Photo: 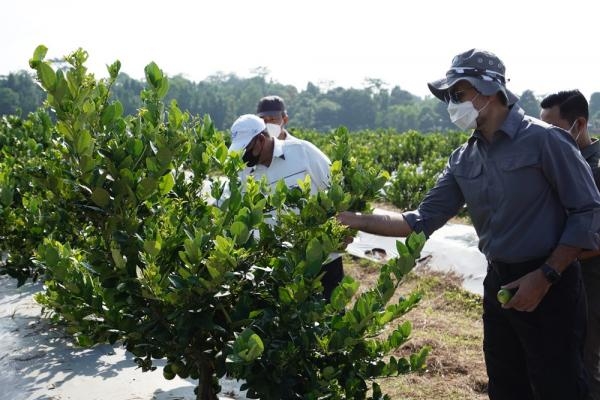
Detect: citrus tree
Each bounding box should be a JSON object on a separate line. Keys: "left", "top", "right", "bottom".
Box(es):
{"left": 0, "top": 45, "right": 429, "bottom": 399}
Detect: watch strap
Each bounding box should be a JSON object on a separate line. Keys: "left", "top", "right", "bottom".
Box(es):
{"left": 540, "top": 263, "right": 561, "bottom": 284}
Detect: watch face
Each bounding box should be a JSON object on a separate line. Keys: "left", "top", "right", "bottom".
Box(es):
{"left": 541, "top": 264, "right": 560, "bottom": 284}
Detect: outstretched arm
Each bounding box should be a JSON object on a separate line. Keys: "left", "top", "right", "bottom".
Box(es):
{"left": 337, "top": 211, "right": 413, "bottom": 237}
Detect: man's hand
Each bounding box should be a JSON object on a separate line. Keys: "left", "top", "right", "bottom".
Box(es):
{"left": 336, "top": 211, "right": 361, "bottom": 229}
{"left": 501, "top": 268, "right": 551, "bottom": 312}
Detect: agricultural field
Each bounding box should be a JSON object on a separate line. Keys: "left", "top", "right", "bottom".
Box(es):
{"left": 0, "top": 46, "right": 484, "bottom": 400}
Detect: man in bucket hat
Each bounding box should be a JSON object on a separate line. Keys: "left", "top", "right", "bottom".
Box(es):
{"left": 337, "top": 48, "right": 600, "bottom": 399}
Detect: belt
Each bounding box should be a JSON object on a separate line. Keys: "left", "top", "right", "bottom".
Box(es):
{"left": 488, "top": 256, "right": 547, "bottom": 279}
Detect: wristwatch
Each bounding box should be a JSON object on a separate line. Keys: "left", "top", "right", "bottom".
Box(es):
{"left": 540, "top": 263, "right": 561, "bottom": 284}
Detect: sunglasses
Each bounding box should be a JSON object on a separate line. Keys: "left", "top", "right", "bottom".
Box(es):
{"left": 444, "top": 90, "right": 467, "bottom": 104}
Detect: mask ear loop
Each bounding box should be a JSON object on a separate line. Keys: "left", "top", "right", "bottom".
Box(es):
{"left": 569, "top": 120, "right": 581, "bottom": 143}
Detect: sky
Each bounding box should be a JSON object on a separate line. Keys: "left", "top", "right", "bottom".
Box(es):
{"left": 3, "top": 0, "right": 599, "bottom": 100}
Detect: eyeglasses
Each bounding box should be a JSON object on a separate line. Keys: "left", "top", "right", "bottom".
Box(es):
{"left": 444, "top": 90, "right": 467, "bottom": 104}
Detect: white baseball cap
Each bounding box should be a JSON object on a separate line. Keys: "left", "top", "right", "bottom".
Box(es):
{"left": 229, "top": 114, "right": 266, "bottom": 152}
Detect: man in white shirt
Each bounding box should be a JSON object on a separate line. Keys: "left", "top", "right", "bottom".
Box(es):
{"left": 229, "top": 114, "right": 343, "bottom": 300}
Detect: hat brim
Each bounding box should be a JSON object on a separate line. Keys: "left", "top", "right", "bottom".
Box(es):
{"left": 428, "top": 76, "right": 519, "bottom": 105}
{"left": 257, "top": 110, "right": 284, "bottom": 117}
{"left": 228, "top": 135, "right": 256, "bottom": 152}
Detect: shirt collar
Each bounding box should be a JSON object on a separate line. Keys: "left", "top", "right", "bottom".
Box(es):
{"left": 468, "top": 104, "right": 525, "bottom": 144}
{"left": 272, "top": 137, "right": 286, "bottom": 159}
{"left": 582, "top": 138, "right": 600, "bottom": 160}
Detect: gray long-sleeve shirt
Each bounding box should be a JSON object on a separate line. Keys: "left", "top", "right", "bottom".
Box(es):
{"left": 403, "top": 105, "right": 600, "bottom": 263}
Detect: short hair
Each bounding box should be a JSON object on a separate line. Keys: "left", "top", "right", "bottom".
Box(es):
{"left": 256, "top": 95, "right": 287, "bottom": 118}
{"left": 540, "top": 89, "right": 589, "bottom": 124}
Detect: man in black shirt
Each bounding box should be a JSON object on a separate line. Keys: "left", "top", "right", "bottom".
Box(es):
{"left": 541, "top": 90, "right": 600, "bottom": 400}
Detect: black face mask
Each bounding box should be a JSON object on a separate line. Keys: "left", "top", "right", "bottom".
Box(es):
{"left": 242, "top": 149, "right": 260, "bottom": 167}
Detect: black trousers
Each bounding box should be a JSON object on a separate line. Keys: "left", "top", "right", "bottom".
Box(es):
{"left": 580, "top": 257, "right": 600, "bottom": 400}
{"left": 483, "top": 258, "right": 588, "bottom": 400}
{"left": 321, "top": 256, "right": 344, "bottom": 302}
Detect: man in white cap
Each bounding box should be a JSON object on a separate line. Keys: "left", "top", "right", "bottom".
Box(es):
{"left": 229, "top": 114, "right": 343, "bottom": 301}
{"left": 337, "top": 49, "right": 600, "bottom": 399}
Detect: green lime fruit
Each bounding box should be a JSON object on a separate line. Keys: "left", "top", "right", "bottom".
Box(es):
{"left": 163, "top": 368, "right": 175, "bottom": 380}
{"left": 497, "top": 288, "right": 514, "bottom": 305}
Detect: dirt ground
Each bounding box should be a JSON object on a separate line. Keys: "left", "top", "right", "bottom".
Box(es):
{"left": 344, "top": 254, "right": 488, "bottom": 400}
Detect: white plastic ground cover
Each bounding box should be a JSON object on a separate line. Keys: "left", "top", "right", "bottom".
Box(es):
{"left": 346, "top": 208, "right": 487, "bottom": 295}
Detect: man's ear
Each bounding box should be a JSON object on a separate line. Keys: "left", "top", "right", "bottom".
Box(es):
{"left": 576, "top": 116, "right": 588, "bottom": 131}
{"left": 283, "top": 115, "right": 289, "bottom": 125}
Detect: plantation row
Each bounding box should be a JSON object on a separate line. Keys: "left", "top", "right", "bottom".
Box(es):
{"left": 297, "top": 129, "right": 469, "bottom": 211}
{"left": 0, "top": 46, "right": 468, "bottom": 399}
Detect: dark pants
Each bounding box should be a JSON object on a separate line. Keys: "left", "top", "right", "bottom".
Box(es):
{"left": 581, "top": 257, "right": 600, "bottom": 400}
{"left": 321, "top": 256, "right": 344, "bottom": 302}
{"left": 483, "top": 258, "right": 588, "bottom": 400}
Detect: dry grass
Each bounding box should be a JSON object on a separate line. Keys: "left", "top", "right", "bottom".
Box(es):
{"left": 344, "top": 253, "right": 488, "bottom": 400}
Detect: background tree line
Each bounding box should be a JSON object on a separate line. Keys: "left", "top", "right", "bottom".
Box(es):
{"left": 2, "top": 69, "right": 600, "bottom": 133}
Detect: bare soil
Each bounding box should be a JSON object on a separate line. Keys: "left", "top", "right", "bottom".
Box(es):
{"left": 344, "top": 253, "right": 488, "bottom": 400}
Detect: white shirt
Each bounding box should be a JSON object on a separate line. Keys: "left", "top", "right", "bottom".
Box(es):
{"left": 240, "top": 137, "right": 340, "bottom": 262}
{"left": 240, "top": 137, "right": 331, "bottom": 195}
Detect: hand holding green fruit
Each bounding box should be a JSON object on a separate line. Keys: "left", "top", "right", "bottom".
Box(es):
{"left": 497, "top": 288, "right": 515, "bottom": 305}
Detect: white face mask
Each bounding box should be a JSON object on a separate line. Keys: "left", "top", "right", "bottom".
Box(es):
{"left": 447, "top": 101, "right": 479, "bottom": 130}
{"left": 447, "top": 94, "right": 490, "bottom": 131}
{"left": 266, "top": 123, "right": 282, "bottom": 137}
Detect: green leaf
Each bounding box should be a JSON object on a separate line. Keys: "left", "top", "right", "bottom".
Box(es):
{"left": 400, "top": 320, "right": 412, "bottom": 336}
{"left": 129, "top": 138, "right": 144, "bottom": 157}
{"left": 305, "top": 237, "right": 323, "bottom": 265}
{"left": 0, "top": 185, "right": 14, "bottom": 207}
{"left": 144, "top": 62, "right": 162, "bottom": 88}
{"left": 101, "top": 102, "right": 123, "bottom": 125}
{"left": 74, "top": 130, "right": 93, "bottom": 155}
{"left": 406, "top": 231, "right": 426, "bottom": 257}
{"left": 111, "top": 246, "right": 127, "bottom": 269}
{"left": 278, "top": 286, "right": 293, "bottom": 304}
{"left": 76, "top": 335, "right": 94, "bottom": 347}
{"left": 144, "top": 240, "right": 161, "bottom": 257}
{"left": 233, "top": 328, "right": 264, "bottom": 363}
{"left": 137, "top": 177, "right": 157, "bottom": 200}
{"left": 91, "top": 187, "right": 110, "bottom": 207}
{"left": 230, "top": 221, "right": 250, "bottom": 245}
{"left": 158, "top": 173, "right": 175, "bottom": 195}
{"left": 29, "top": 45, "right": 48, "bottom": 68}
{"left": 146, "top": 157, "right": 159, "bottom": 173}
{"left": 79, "top": 155, "right": 96, "bottom": 173}
{"left": 156, "top": 147, "right": 172, "bottom": 166}
{"left": 168, "top": 100, "right": 184, "bottom": 128}
{"left": 409, "top": 346, "right": 430, "bottom": 370}
{"left": 107, "top": 60, "right": 121, "bottom": 79}
{"left": 157, "top": 77, "right": 169, "bottom": 98}
{"left": 42, "top": 245, "right": 60, "bottom": 268}
{"left": 82, "top": 100, "right": 95, "bottom": 114}
{"left": 56, "top": 121, "right": 72, "bottom": 139}
{"left": 38, "top": 62, "right": 57, "bottom": 91}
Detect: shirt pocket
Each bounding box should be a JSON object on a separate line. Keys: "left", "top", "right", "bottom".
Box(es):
{"left": 498, "top": 152, "right": 543, "bottom": 201}
{"left": 453, "top": 161, "right": 485, "bottom": 205}
{"left": 499, "top": 153, "right": 539, "bottom": 172}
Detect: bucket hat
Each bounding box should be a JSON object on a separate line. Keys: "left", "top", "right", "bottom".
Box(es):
{"left": 428, "top": 48, "right": 519, "bottom": 105}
